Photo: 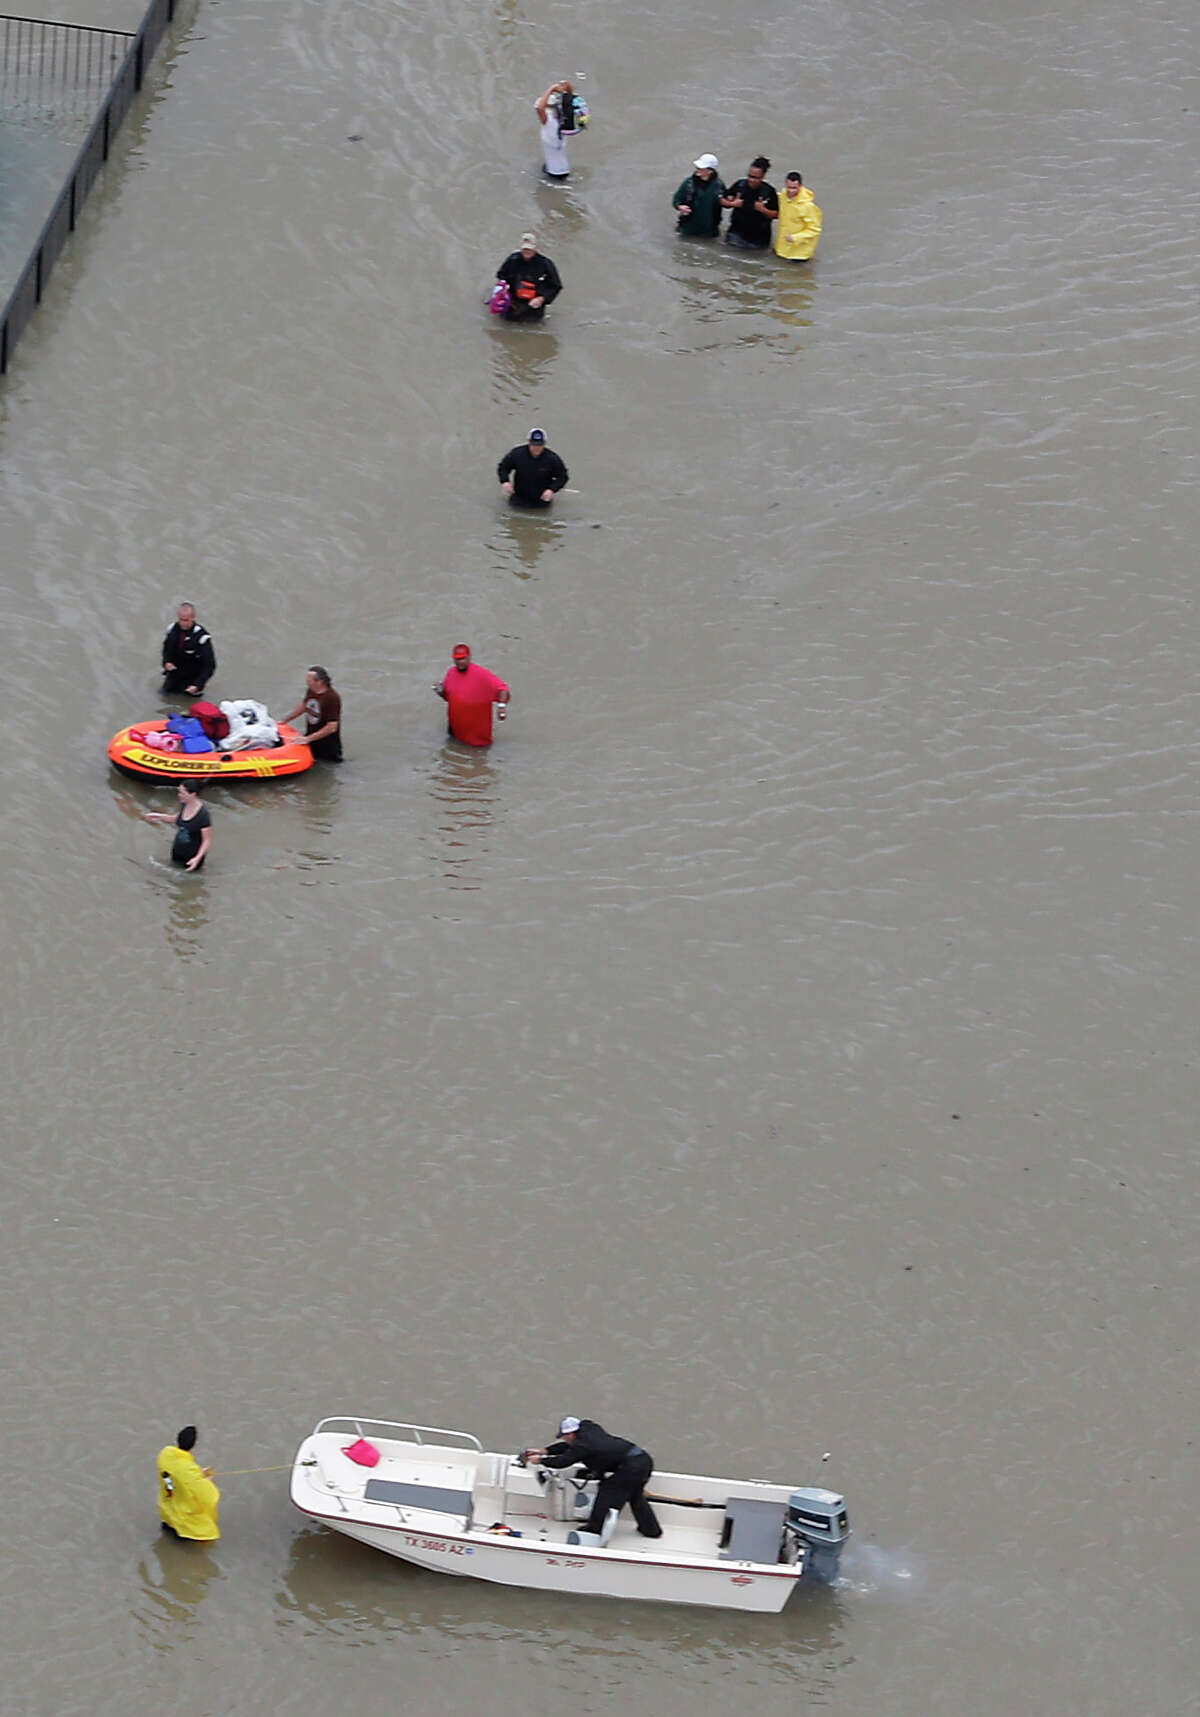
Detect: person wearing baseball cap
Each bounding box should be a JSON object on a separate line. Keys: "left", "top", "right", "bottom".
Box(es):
{"left": 672, "top": 153, "right": 726, "bottom": 238}
{"left": 434, "top": 642, "right": 511, "bottom": 747}
{"left": 494, "top": 231, "right": 563, "bottom": 322}
{"left": 522, "top": 1417, "right": 662, "bottom": 1542}
{"left": 497, "top": 425, "right": 569, "bottom": 507}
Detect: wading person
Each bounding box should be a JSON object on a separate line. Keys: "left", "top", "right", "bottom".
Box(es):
{"left": 435, "top": 643, "right": 510, "bottom": 747}
{"left": 495, "top": 233, "right": 563, "bottom": 322}
{"left": 161, "top": 603, "right": 216, "bottom": 696}
{"left": 497, "top": 426, "right": 568, "bottom": 508}
{"left": 526, "top": 1416, "right": 662, "bottom": 1540}
{"left": 775, "top": 171, "right": 822, "bottom": 261}
{"left": 535, "top": 79, "right": 581, "bottom": 180}
{"left": 144, "top": 779, "right": 213, "bottom": 872}
{"left": 157, "top": 1425, "right": 221, "bottom": 1541}
{"left": 672, "top": 154, "right": 725, "bottom": 238}
{"left": 721, "top": 156, "right": 778, "bottom": 250}
{"left": 282, "top": 666, "right": 343, "bottom": 761}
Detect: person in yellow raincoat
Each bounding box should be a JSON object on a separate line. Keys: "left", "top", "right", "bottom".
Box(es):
{"left": 775, "top": 172, "right": 822, "bottom": 261}
{"left": 157, "top": 1425, "right": 220, "bottom": 1540}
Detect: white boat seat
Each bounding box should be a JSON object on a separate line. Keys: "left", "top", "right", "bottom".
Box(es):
{"left": 472, "top": 1453, "right": 510, "bottom": 1525}
{"left": 719, "top": 1498, "right": 786, "bottom": 1563}
{"left": 567, "top": 1508, "right": 619, "bottom": 1549}
{"left": 364, "top": 1478, "right": 473, "bottom": 1516}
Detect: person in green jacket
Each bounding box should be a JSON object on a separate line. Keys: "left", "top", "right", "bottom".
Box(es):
{"left": 672, "top": 154, "right": 726, "bottom": 237}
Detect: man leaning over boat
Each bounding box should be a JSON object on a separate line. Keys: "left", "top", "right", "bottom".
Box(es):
{"left": 524, "top": 1416, "right": 663, "bottom": 1540}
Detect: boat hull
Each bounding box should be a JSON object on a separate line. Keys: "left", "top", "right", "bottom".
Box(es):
{"left": 300, "top": 1509, "right": 799, "bottom": 1612}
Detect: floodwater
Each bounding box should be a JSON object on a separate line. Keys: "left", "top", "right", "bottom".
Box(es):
{"left": 1, "top": 0, "right": 1198, "bottom": 1712}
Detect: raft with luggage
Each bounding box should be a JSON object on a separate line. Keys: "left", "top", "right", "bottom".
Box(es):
{"left": 108, "top": 699, "right": 314, "bottom": 781}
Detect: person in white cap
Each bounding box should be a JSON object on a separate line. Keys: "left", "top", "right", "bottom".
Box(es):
{"left": 523, "top": 1417, "right": 662, "bottom": 1540}
{"left": 494, "top": 232, "right": 563, "bottom": 322}
{"left": 672, "top": 153, "right": 726, "bottom": 238}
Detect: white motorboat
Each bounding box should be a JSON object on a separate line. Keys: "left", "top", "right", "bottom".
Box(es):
{"left": 290, "top": 1416, "right": 849, "bottom": 1614}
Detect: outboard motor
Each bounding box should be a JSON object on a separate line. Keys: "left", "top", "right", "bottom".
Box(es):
{"left": 786, "top": 1488, "right": 850, "bottom": 1582}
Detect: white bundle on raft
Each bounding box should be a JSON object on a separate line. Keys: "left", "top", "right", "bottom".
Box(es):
{"left": 219, "top": 698, "right": 280, "bottom": 751}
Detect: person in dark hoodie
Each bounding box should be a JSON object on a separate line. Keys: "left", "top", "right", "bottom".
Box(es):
{"left": 161, "top": 603, "right": 216, "bottom": 696}
{"left": 525, "top": 1416, "right": 662, "bottom": 1540}
{"left": 672, "top": 153, "right": 725, "bottom": 237}
{"left": 495, "top": 232, "right": 563, "bottom": 322}
{"left": 497, "top": 427, "right": 569, "bottom": 507}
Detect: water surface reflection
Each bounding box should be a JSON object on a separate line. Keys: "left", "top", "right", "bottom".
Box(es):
{"left": 426, "top": 741, "right": 502, "bottom": 890}
{"left": 134, "top": 1538, "right": 224, "bottom": 1650}
{"left": 532, "top": 174, "right": 590, "bottom": 241}
{"left": 669, "top": 248, "right": 817, "bottom": 353}
{"left": 486, "top": 320, "right": 561, "bottom": 406}
{"left": 276, "top": 1524, "right": 849, "bottom": 1680}
{"left": 163, "top": 874, "right": 210, "bottom": 962}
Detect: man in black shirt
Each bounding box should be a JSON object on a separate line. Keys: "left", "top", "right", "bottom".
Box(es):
{"left": 526, "top": 1416, "right": 662, "bottom": 1539}
{"left": 495, "top": 232, "right": 563, "bottom": 322}
{"left": 497, "top": 427, "right": 569, "bottom": 507}
{"left": 721, "top": 155, "right": 779, "bottom": 250}
{"left": 161, "top": 603, "right": 216, "bottom": 695}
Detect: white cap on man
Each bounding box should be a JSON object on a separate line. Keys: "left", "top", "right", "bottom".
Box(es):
{"left": 559, "top": 1416, "right": 582, "bottom": 1435}
{"left": 693, "top": 153, "right": 719, "bottom": 171}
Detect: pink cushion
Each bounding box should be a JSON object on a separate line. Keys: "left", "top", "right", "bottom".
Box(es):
{"left": 342, "top": 1437, "right": 380, "bottom": 1467}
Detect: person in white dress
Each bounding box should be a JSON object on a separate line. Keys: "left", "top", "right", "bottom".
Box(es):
{"left": 535, "top": 80, "right": 575, "bottom": 179}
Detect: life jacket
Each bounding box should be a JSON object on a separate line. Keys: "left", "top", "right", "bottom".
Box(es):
{"left": 189, "top": 700, "right": 230, "bottom": 742}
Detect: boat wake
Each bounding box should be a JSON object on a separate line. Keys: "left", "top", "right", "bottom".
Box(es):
{"left": 829, "top": 1539, "right": 921, "bottom": 1599}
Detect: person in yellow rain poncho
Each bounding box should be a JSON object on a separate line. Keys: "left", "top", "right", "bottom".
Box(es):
{"left": 775, "top": 172, "right": 822, "bottom": 261}
{"left": 157, "top": 1425, "right": 220, "bottom": 1540}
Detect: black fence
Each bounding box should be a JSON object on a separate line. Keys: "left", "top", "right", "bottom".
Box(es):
{"left": 0, "top": 0, "right": 178, "bottom": 375}
{"left": 1, "top": 14, "right": 133, "bottom": 120}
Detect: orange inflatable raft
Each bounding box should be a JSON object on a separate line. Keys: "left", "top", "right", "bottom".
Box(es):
{"left": 108, "top": 721, "right": 315, "bottom": 781}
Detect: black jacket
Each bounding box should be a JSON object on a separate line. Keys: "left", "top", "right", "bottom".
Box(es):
{"left": 541, "top": 1421, "right": 647, "bottom": 1476}
{"left": 496, "top": 250, "right": 563, "bottom": 308}
{"left": 161, "top": 621, "right": 216, "bottom": 689}
{"left": 497, "top": 444, "right": 569, "bottom": 505}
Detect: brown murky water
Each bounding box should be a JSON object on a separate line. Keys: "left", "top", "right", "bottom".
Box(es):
{"left": 2, "top": 0, "right": 1198, "bottom": 1712}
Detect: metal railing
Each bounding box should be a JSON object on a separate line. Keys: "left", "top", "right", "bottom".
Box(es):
{"left": 0, "top": 14, "right": 133, "bottom": 118}
{"left": 0, "top": 0, "right": 178, "bottom": 375}
{"left": 312, "top": 1416, "right": 486, "bottom": 1452}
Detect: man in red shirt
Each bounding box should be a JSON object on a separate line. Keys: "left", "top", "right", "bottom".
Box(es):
{"left": 435, "top": 643, "right": 511, "bottom": 746}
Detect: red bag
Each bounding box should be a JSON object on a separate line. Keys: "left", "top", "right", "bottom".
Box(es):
{"left": 189, "top": 700, "right": 230, "bottom": 742}
{"left": 342, "top": 1437, "right": 381, "bottom": 1467}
